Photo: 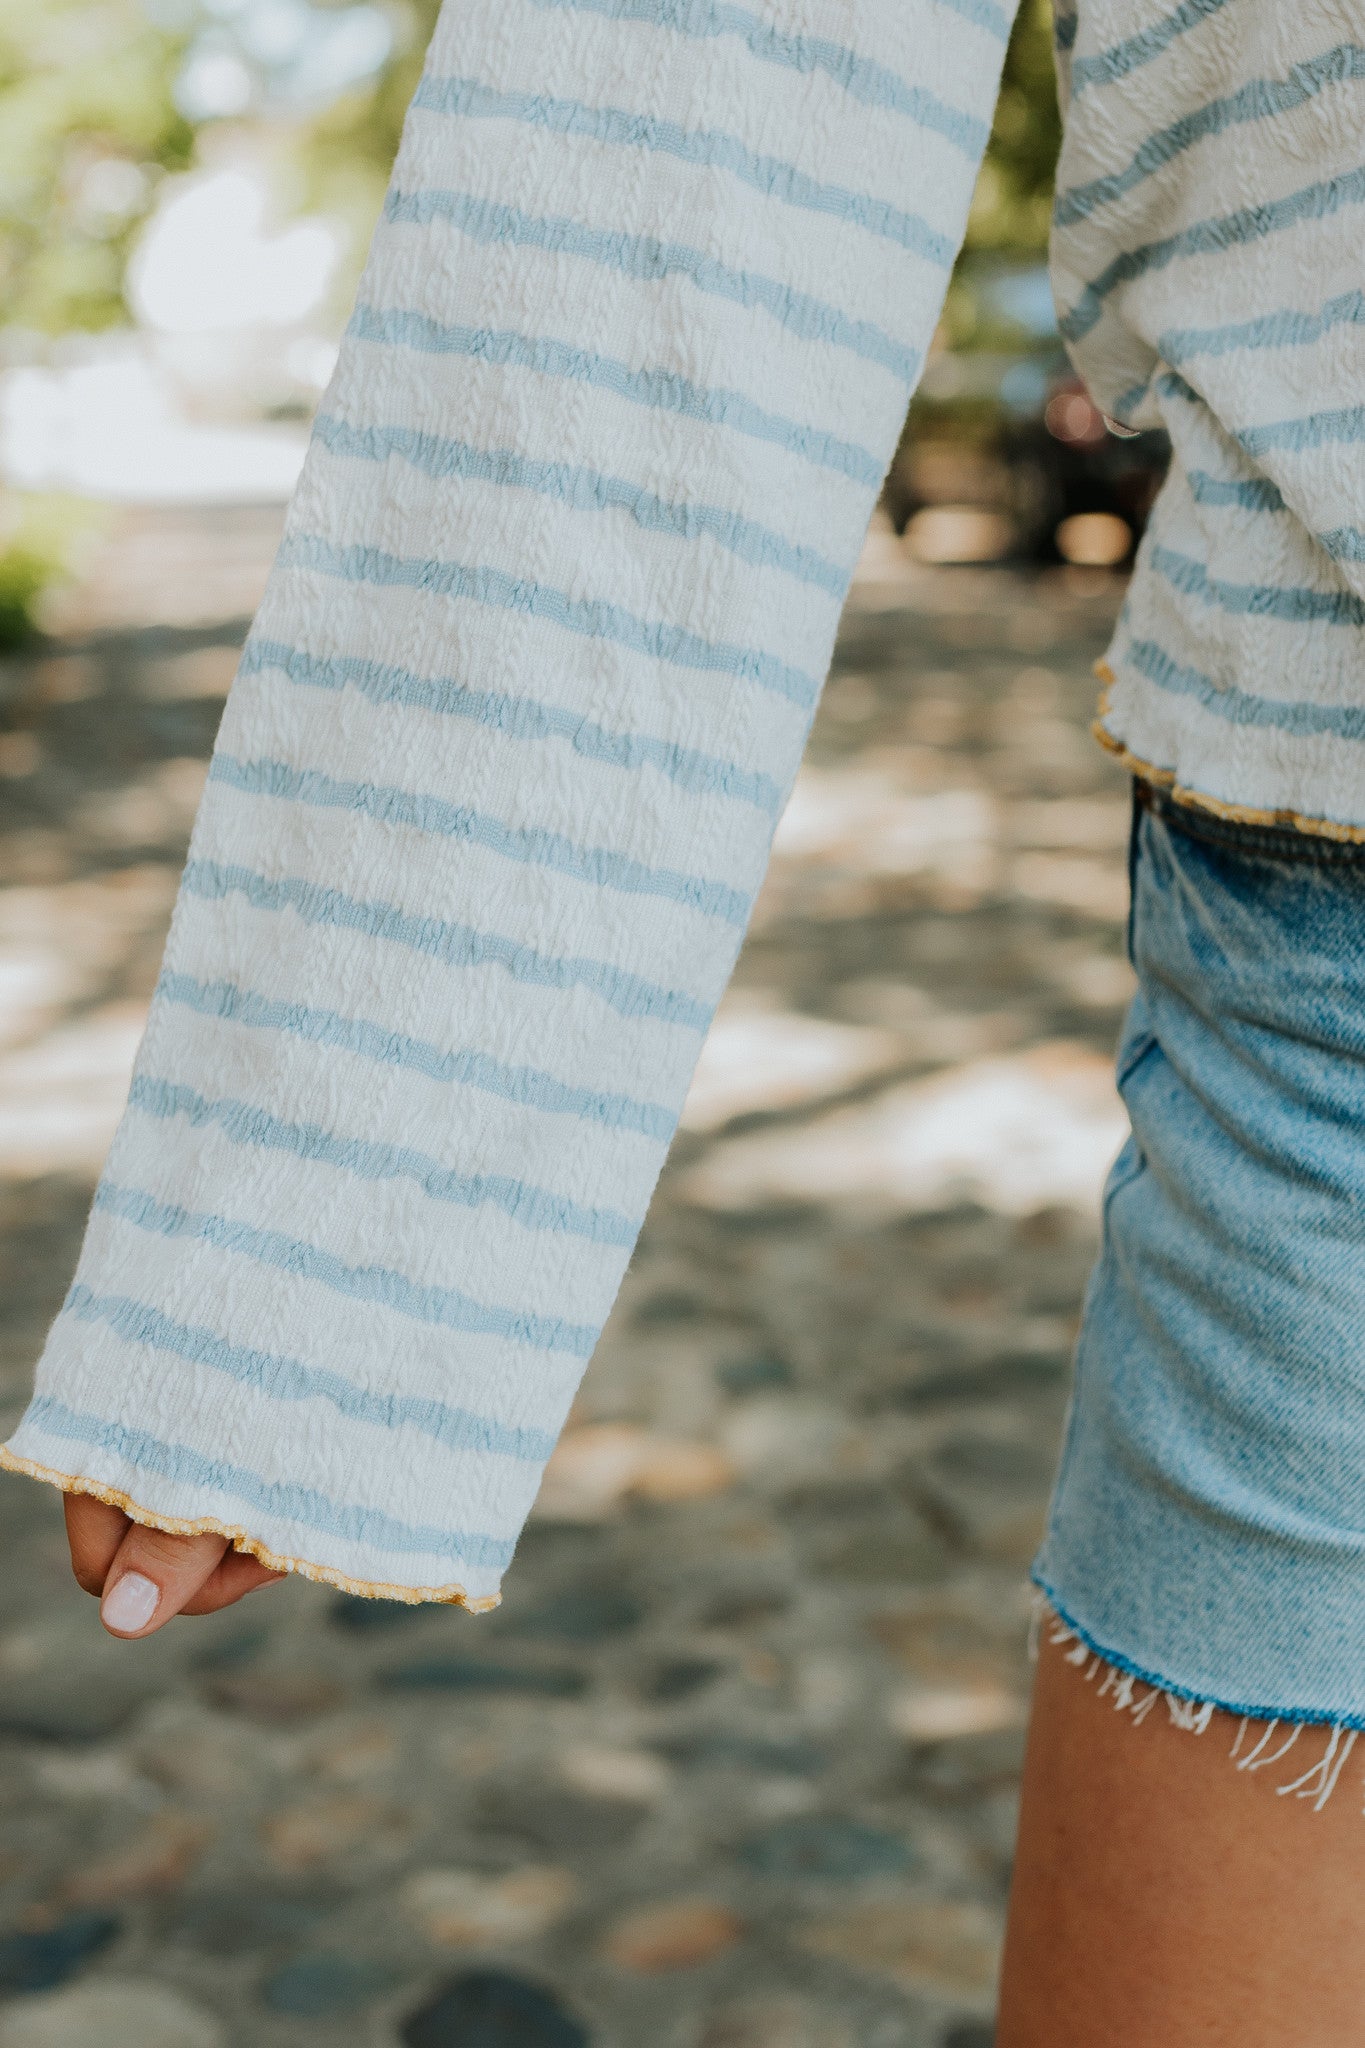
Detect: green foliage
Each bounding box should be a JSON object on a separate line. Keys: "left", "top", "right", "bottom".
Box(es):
{"left": 299, "top": 0, "right": 1063, "bottom": 301}
{"left": 966, "top": 0, "right": 1063, "bottom": 259}
{"left": 936, "top": 0, "right": 1063, "bottom": 355}
{"left": 0, "top": 0, "right": 194, "bottom": 334}
{"left": 0, "top": 493, "right": 106, "bottom": 648}
{"left": 296, "top": 0, "right": 439, "bottom": 284}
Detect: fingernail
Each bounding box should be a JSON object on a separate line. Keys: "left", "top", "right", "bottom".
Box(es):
{"left": 101, "top": 1570, "right": 160, "bottom": 1634}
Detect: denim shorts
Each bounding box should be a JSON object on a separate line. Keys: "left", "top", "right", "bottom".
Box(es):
{"left": 1034, "top": 783, "right": 1365, "bottom": 1726}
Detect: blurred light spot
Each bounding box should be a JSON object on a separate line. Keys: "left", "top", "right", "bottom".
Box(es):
{"left": 1055, "top": 952, "right": 1136, "bottom": 1009}
{"left": 75, "top": 158, "right": 150, "bottom": 222}
{"left": 998, "top": 358, "right": 1050, "bottom": 413}
{"left": 1011, "top": 851, "right": 1130, "bottom": 921}
{"left": 535, "top": 1425, "right": 735, "bottom": 1521}
{"left": 1009, "top": 798, "right": 1130, "bottom": 850}
{"left": 285, "top": 335, "right": 339, "bottom": 387}
{"left": 0, "top": 732, "right": 40, "bottom": 778}
{"left": 237, "top": 0, "right": 310, "bottom": 63}
{"left": 0, "top": 1002, "right": 146, "bottom": 1175}
{"left": 681, "top": 1043, "right": 1127, "bottom": 1219}
{"left": 891, "top": 1686, "right": 1026, "bottom": 1741}
{"left": 773, "top": 770, "right": 997, "bottom": 887}
{"left": 0, "top": 951, "right": 72, "bottom": 1051}
{"left": 286, "top": 6, "right": 392, "bottom": 100}
{"left": 682, "top": 997, "right": 901, "bottom": 1132}
{"left": 906, "top": 505, "right": 1014, "bottom": 565}
{"left": 128, "top": 168, "right": 340, "bottom": 334}
{"left": 978, "top": 265, "right": 1058, "bottom": 339}
{"left": 1, "top": 355, "right": 307, "bottom": 504}
{"left": 1044, "top": 390, "right": 1107, "bottom": 446}
{"left": 851, "top": 509, "right": 915, "bottom": 588}
{"left": 175, "top": 43, "right": 255, "bottom": 118}
{"left": 77, "top": 757, "right": 207, "bottom": 848}
{"left": 1055, "top": 511, "right": 1131, "bottom": 567}
{"left": 401, "top": 1866, "right": 577, "bottom": 1947}
{"left": 558, "top": 1746, "right": 671, "bottom": 1804}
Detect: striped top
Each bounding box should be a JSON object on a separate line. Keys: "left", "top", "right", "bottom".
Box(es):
{"left": 5, "top": 0, "right": 1363, "bottom": 1603}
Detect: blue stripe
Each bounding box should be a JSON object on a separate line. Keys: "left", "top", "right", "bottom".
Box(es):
{"left": 1149, "top": 544, "right": 1365, "bottom": 626}
{"left": 527, "top": 0, "right": 1001, "bottom": 128}
{"left": 312, "top": 409, "right": 848, "bottom": 598}
{"left": 1070, "top": 0, "right": 1233, "bottom": 95}
{"left": 347, "top": 305, "right": 882, "bottom": 487}
{"left": 64, "top": 1283, "right": 559, "bottom": 1461}
{"left": 127, "top": 1075, "right": 638, "bottom": 1246}
{"left": 1060, "top": 166, "right": 1365, "bottom": 344}
{"left": 179, "top": 858, "right": 715, "bottom": 1032}
{"left": 1155, "top": 369, "right": 1199, "bottom": 406}
{"left": 1159, "top": 287, "right": 1365, "bottom": 366}
{"left": 1155, "top": 370, "right": 1365, "bottom": 461}
{"left": 1109, "top": 377, "right": 1152, "bottom": 425}
{"left": 1240, "top": 404, "right": 1365, "bottom": 457}
{"left": 1178, "top": 471, "right": 1365, "bottom": 561}
{"left": 209, "top": 752, "right": 751, "bottom": 926}
{"left": 1125, "top": 636, "right": 1365, "bottom": 744}
{"left": 384, "top": 187, "right": 920, "bottom": 382}
{"left": 1317, "top": 528, "right": 1365, "bottom": 564}
{"left": 95, "top": 1182, "right": 600, "bottom": 1356}
{"left": 278, "top": 531, "right": 821, "bottom": 711}
{"left": 414, "top": 75, "right": 956, "bottom": 269}
{"left": 155, "top": 972, "right": 677, "bottom": 1139}
{"left": 24, "top": 1395, "right": 517, "bottom": 1569}
{"left": 1186, "top": 470, "right": 1286, "bottom": 511}
{"left": 239, "top": 638, "right": 782, "bottom": 816}
{"left": 1056, "top": 46, "right": 1365, "bottom": 225}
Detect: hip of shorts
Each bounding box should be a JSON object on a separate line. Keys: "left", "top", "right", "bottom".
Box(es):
{"left": 1034, "top": 779, "right": 1365, "bottom": 1726}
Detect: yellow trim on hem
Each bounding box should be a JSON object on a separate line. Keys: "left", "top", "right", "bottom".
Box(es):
{"left": 0, "top": 1444, "right": 501, "bottom": 1611}
{"left": 1091, "top": 661, "right": 1365, "bottom": 847}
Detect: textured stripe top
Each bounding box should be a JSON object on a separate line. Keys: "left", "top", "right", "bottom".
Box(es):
{"left": 6, "top": 0, "right": 1364, "bottom": 1603}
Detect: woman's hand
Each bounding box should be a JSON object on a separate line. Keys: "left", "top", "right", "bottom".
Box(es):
{"left": 64, "top": 1494, "right": 284, "bottom": 1637}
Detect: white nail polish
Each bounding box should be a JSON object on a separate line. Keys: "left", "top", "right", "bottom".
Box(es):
{"left": 102, "top": 1570, "right": 160, "bottom": 1634}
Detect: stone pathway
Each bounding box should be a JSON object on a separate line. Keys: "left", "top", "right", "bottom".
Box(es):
{"left": 0, "top": 508, "right": 1129, "bottom": 2046}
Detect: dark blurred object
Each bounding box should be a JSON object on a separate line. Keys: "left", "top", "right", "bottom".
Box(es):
{"left": 0, "top": 1911, "right": 119, "bottom": 1994}
{"left": 884, "top": 352, "right": 1169, "bottom": 573}
{"left": 401, "top": 1969, "right": 589, "bottom": 2048}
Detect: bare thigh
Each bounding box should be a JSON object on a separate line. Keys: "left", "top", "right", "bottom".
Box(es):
{"left": 997, "top": 1627, "right": 1365, "bottom": 2047}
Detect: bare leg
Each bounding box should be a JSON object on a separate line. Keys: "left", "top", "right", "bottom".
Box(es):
{"left": 998, "top": 1624, "right": 1365, "bottom": 2046}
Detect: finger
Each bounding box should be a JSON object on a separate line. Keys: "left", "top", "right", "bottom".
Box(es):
{"left": 100, "top": 1524, "right": 231, "bottom": 1638}
{"left": 179, "top": 1549, "right": 285, "bottom": 1617}
{"left": 65, "top": 1493, "right": 130, "bottom": 1596}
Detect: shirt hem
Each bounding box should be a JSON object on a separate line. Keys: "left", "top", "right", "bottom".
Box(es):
{"left": 1092, "top": 662, "right": 1365, "bottom": 847}
{"left": 0, "top": 1443, "right": 501, "bottom": 1610}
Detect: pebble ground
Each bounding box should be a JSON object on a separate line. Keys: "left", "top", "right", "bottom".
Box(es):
{"left": 0, "top": 507, "right": 1130, "bottom": 2047}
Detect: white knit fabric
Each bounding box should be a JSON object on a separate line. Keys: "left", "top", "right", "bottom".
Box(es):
{"left": 8, "top": 0, "right": 1365, "bottom": 1598}
{"left": 1054, "top": 2, "right": 1365, "bottom": 827}
{"left": 4, "top": 0, "right": 1014, "bottom": 1600}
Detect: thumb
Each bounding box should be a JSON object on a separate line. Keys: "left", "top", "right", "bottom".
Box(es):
{"left": 100, "top": 1523, "right": 232, "bottom": 1638}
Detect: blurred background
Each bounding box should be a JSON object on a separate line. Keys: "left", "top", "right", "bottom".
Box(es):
{"left": 0, "top": 9, "right": 1153, "bottom": 2046}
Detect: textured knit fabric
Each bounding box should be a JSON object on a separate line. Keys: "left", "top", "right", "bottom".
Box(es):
{"left": 1059, "top": 3, "right": 1365, "bottom": 835}
{"left": 6, "top": 0, "right": 1365, "bottom": 1600}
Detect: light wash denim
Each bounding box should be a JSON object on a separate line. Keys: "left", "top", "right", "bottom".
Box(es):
{"left": 1035, "top": 786, "right": 1365, "bottom": 1726}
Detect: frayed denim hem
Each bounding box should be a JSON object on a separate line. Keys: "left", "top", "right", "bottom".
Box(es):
{"left": 1031, "top": 1573, "right": 1365, "bottom": 1813}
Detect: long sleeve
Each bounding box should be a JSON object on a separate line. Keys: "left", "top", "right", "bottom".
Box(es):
{"left": 2, "top": 0, "right": 1018, "bottom": 1604}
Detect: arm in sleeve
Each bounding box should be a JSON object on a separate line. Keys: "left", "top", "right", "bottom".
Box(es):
{"left": 1, "top": 0, "right": 1020, "bottom": 1605}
